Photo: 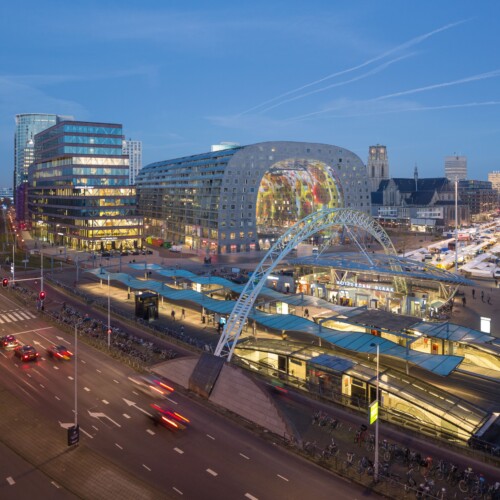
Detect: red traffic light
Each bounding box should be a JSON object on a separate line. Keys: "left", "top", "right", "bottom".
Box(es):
{"left": 39, "top": 291, "right": 46, "bottom": 301}
{"left": 2, "top": 278, "right": 8, "bottom": 287}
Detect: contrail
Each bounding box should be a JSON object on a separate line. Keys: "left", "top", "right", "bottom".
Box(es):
{"left": 288, "top": 69, "right": 500, "bottom": 121}
{"left": 237, "top": 19, "right": 467, "bottom": 116}
{"left": 257, "top": 53, "right": 413, "bottom": 114}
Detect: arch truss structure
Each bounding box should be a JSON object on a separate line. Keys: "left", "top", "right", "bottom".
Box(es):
{"left": 214, "top": 208, "right": 406, "bottom": 361}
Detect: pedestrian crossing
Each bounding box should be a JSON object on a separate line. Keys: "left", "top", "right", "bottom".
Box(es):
{"left": 0, "top": 309, "right": 36, "bottom": 324}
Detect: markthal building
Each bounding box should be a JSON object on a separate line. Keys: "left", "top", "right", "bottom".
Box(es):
{"left": 136, "top": 141, "right": 371, "bottom": 253}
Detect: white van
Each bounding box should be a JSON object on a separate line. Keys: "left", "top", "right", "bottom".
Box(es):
{"left": 493, "top": 268, "right": 500, "bottom": 279}
{"left": 312, "top": 247, "right": 319, "bottom": 256}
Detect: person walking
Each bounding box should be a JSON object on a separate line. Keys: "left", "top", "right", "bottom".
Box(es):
{"left": 481, "top": 290, "right": 485, "bottom": 302}
{"left": 462, "top": 296, "right": 466, "bottom": 307}
{"left": 171, "top": 309, "right": 176, "bottom": 321}
{"left": 487, "top": 295, "right": 492, "bottom": 305}
{"left": 181, "top": 308, "right": 185, "bottom": 320}
{"left": 472, "top": 289, "right": 476, "bottom": 299}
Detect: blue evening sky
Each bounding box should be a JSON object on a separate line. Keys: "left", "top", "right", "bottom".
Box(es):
{"left": 1, "top": 1, "right": 499, "bottom": 187}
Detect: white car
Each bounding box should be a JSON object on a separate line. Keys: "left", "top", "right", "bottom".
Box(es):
{"left": 128, "top": 375, "right": 174, "bottom": 398}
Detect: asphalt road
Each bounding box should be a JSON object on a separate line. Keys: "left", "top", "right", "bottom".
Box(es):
{"left": 0, "top": 290, "right": 377, "bottom": 500}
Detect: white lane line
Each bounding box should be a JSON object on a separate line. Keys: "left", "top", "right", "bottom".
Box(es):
{"left": 80, "top": 427, "right": 94, "bottom": 439}
{"left": 51, "top": 481, "right": 61, "bottom": 489}
{"left": 81, "top": 359, "right": 86, "bottom": 364}
{"left": 53, "top": 366, "right": 59, "bottom": 370}
{"left": 0, "top": 318, "right": 4, "bottom": 324}
{"left": 92, "top": 425, "right": 99, "bottom": 431}
{"left": 206, "top": 434, "right": 215, "bottom": 440}
{"left": 146, "top": 429, "right": 155, "bottom": 435}
{"left": 55, "top": 396, "right": 60, "bottom": 401}
{"left": 84, "top": 387, "right": 90, "bottom": 392}
{"left": 6, "top": 476, "right": 15, "bottom": 485}
{"left": 245, "top": 494, "right": 258, "bottom": 500}
{"left": 68, "top": 376, "right": 74, "bottom": 380}
{"left": 167, "top": 397, "right": 178, "bottom": 405}
{"left": 142, "top": 464, "right": 151, "bottom": 471}
{"left": 239, "top": 453, "right": 250, "bottom": 460}
{"left": 96, "top": 369, "right": 101, "bottom": 373}
{"left": 206, "top": 469, "right": 218, "bottom": 477}
{"left": 174, "top": 447, "right": 184, "bottom": 455}
{"left": 115, "top": 443, "right": 123, "bottom": 450}
{"left": 39, "top": 384, "right": 45, "bottom": 388}
{"left": 123, "top": 413, "right": 131, "bottom": 419}
{"left": 0, "top": 351, "right": 6, "bottom": 358}
{"left": 277, "top": 474, "right": 289, "bottom": 482}
{"left": 113, "top": 379, "right": 119, "bottom": 384}
{"left": 26, "top": 373, "right": 31, "bottom": 378}
{"left": 173, "top": 487, "right": 183, "bottom": 495}
{"left": 102, "top": 400, "right": 109, "bottom": 405}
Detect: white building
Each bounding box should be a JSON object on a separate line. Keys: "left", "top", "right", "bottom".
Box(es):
{"left": 123, "top": 139, "right": 142, "bottom": 185}
{"left": 444, "top": 155, "right": 467, "bottom": 181}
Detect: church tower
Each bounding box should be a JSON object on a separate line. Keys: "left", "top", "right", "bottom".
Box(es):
{"left": 367, "top": 145, "right": 390, "bottom": 192}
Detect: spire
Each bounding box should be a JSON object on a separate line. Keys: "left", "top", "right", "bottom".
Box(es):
{"left": 414, "top": 164, "right": 418, "bottom": 191}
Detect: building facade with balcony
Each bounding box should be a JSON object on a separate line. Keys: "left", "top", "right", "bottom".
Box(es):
{"left": 136, "top": 141, "right": 370, "bottom": 254}
{"left": 27, "top": 121, "right": 142, "bottom": 251}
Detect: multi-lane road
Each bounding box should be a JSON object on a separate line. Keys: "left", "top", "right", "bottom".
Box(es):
{"left": 0, "top": 290, "right": 375, "bottom": 499}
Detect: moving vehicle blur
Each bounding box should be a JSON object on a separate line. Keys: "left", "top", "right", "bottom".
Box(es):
{"left": 14, "top": 345, "right": 40, "bottom": 362}
{"left": 150, "top": 402, "right": 190, "bottom": 431}
{"left": 128, "top": 375, "right": 174, "bottom": 398}
{"left": 46, "top": 344, "right": 73, "bottom": 361}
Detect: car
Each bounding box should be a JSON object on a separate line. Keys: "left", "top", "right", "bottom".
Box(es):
{"left": 128, "top": 375, "right": 175, "bottom": 398}
{"left": 14, "top": 345, "right": 40, "bottom": 362}
{"left": 101, "top": 252, "right": 111, "bottom": 257}
{"left": 47, "top": 344, "right": 73, "bottom": 360}
{"left": 150, "top": 402, "right": 190, "bottom": 431}
{"left": 131, "top": 250, "right": 140, "bottom": 255}
{"left": 1, "top": 335, "right": 19, "bottom": 350}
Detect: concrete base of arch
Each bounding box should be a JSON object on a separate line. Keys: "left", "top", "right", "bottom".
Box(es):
{"left": 152, "top": 355, "right": 289, "bottom": 436}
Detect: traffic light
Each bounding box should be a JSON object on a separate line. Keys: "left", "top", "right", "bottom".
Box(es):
{"left": 39, "top": 291, "right": 46, "bottom": 301}
{"left": 2, "top": 278, "right": 8, "bottom": 287}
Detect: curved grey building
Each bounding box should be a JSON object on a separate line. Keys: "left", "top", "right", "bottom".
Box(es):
{"left": 136, "top": 141, "right": 370, "bottom": 254}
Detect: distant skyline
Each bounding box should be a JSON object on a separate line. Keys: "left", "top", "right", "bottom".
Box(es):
{"left": 1, "top": 1, "right": 499, "bottom": 187}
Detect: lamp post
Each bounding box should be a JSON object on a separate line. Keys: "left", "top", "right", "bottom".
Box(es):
{"left": 370, "top": 342, "right": 380, "bottom": 483}
{"left": 455, "top": 176, "right": 459, "bottom": 272}
{"left": 107, "top": 274, "right": 111, "bottom": 349}
{"left": 74, "top": 321, "right": 78, "bottom": 426}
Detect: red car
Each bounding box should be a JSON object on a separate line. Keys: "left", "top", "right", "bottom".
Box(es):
{"left": 14, "top": 345, "right": 40, "bottom": 362}
{"left": 150, "top": 403, "right": 190, "bottom": 431}
{"left": 47, "top": 345, "right": 73, "bottom": 361}
{"left": 1, "top": 335, "right": 19, "bottom": 350}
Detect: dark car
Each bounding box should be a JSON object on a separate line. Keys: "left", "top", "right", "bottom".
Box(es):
{"left": 14, "top": 345, "right": 40, "bottom": 362}
{"left": 101, "top": 252, "right": 111, "bottom": 257}
{"left": 150, "top": 402, "right": 190, "bottom": 431}
{"left": 47, "top": 344, "right": 72, "bottom": 360}
{"left": 1, "top": 334, "right": 19, "bottom": 350}
{"left": 131, "top": 250, "right": 140, "bottom": 255}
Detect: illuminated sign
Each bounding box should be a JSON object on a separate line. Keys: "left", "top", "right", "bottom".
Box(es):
{"left": 336, "top": 280, "right": 394, "bottom": 293}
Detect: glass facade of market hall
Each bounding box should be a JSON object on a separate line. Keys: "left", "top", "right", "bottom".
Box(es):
{"left": 28, "top": 121, "right": 143, "bottom": 251}
{"left": 136, "top": 141, "right": 370, "bottom": 254}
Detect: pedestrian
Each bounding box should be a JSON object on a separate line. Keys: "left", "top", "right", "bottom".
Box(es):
{"left": 481, "top": 290, "right": 485, "bottom": 302}
{"left": 304, "top": 308, "right": 309, "bottom": 318}
{"left": 181, "top": 308, "right": 185, "bottom": 320}
{"left": 462, "top": 296, "right": 466, "bottom": 307}
{"left": 171, "top": 309, "right": 176, "bottom": 321}
{"left": 487, "top": 296, "right": 491, "bottom": 305}
{"left": 472, "top": 289, "right": 476, "bottom": 299}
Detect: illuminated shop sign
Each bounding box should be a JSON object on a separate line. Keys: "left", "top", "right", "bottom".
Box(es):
{"left": 336, "top": 280, "right": 394, "bottom": 293}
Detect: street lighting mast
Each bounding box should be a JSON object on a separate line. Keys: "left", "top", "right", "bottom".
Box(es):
{"left": 455, "top": 176, "right": 459, "bottom": 272}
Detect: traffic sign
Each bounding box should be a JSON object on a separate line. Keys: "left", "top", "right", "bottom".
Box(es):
{"left": 369, "top": 400, "right": 379, "bottom": 425}
{"left": 67, "top": 424, "right": 80, "bottom": 446}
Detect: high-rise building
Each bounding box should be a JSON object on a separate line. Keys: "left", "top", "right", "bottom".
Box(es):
{"left": 14, "top": 113, "right": 73, "bottom": 194}
{"left": 28, "top": 121, "right": 142, "bottom": 251}
{"left": 488, "top": 171, "right": 500, "bottom": 192}
{"left": 444, "top": 155, "right": 467, "bottom": 181}
{"left": 122, "top": 139, "right": 142, "bottom": 185}
{"left": 367, "top": 145, "right": 390, "bottom": 192}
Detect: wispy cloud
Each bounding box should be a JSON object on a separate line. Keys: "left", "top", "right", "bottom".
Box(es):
{"left": 238, "top": 20, "right": 468, "bottom": 116}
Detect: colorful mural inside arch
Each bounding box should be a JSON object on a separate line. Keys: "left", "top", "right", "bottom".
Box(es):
{"left": 256, "top": 159, "right": 341, "bottom": 229}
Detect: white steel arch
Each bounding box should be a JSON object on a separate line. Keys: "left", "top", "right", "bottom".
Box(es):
{"left": 214, "top": 208, "right": 405, "bottom": 361}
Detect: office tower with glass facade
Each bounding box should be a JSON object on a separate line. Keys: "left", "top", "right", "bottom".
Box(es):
{"left": 28, "top": 121, "right": 142, "bottom": 251}
{"left": 123, "top": 139, "right": 142, "bottom": 184}
{"left": 136, "top": 141, "right": 370, "bottom": 254}
{"left": 444, "top": 155, "right": 467, "bottom": 181}
{"left": 367, "top": 145, "right": 390, "bottom": 192}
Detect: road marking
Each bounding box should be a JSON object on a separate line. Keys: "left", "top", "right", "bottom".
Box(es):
{"left": 53, "top": 366, "right": 59, "bottom": 370}
{"left": 6, "top": 476, "right": 15, "bottom": 485}
{"left": 26, "top": 373, "right": 31, "bottom": 378}
{"left": 87, "top": 410, "right": 121, "bottom": 428}
{"left": 146, "top": 429, "right": 155, "bottom": 435}
{"left": 277, "top": 474, "right": 289, "bottom": 482}
{"left": 80, "top": 427, "right": 93, "bottom": 439}
{"left": 239, "top": 453, "right": 250, "bottom": 460}
{"left": 51, "top": 481, "right": 61, "bottom": 489}
{"left": 122, "top": 398, "right": 153, "bottom": 417}
{"left": 55, "top": 396, "right": 60, "bottom": 401}
{"left": 206, "top": 434, "right": 215, "bottom": 440}
{"left": 206, "top": 469, "right": 218, "bottom": 477}
{"left": 142, "top": 464, "right": 151, "bottom": 471}
{"left": 102, "top": 400, "right": 109, "bottom": 405}
{"left": 113, "top": 379, "right": 119, "bottom": 384}
{"left": 173, "top": 487, "right": 183, "bottom": 495}
{"left": 68, "top": 376, "right": 74, "bottom": 380}
{"left": 174, "top": 447, "right": 184, "bottom": 454}
{"left": 81, "top": 359, "right": 86, "bottom": 364}
{"left": 115, "top": 443, "right": 123, "bottom": 450}
{"left": 0, "top": 351, "right": 6, "bottom": 358}
{"left": 96, "top": 369, "right": 101, "bottom": 373}
{"left": 167, "top": 397, "right": 178, "bottom": 405}
{"left": 245, "top": 494, "right": 258, "bottom": 500}
{"left": 123, "top": 413, "right": 131, "bottom": 419}
{"left": 92, "top": 425, "right": 99, "bottom": 431}
{"left": 39, "top": 384, "right": 45, "bottom": 388}
{"left": 84, "top": 387, "right": 90, "bottom": 392}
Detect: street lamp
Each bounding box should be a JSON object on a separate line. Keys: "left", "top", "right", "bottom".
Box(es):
{"left": 370, "top": 342, "right": 380, "bottom": 483}
{"left": 74, "top": 321, "right": 78, "bottom": 426}
{"left": 455, "top": 176, "right": 459, "bottom": 272}
{"left": 107, "top": 274, "right": 111, "bottom": 349}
